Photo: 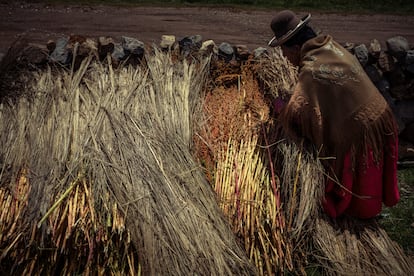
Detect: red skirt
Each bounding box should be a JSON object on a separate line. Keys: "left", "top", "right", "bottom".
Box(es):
{"left": 322, "top": 138, "right": 400, "bottom": 219}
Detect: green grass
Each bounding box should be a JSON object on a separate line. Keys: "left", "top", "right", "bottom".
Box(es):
{"left": 39, "top": 0, "right": 414, "bottom": 14}
{"left": 379, "top": 167, "right": 414, "bottom": 255}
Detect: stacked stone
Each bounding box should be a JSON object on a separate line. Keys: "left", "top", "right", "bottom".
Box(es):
{"left": 0, "top": 34, "right": 271, "bottom": 69}
{"left": 346, "top": 36, "right": 414, "bottom": 159}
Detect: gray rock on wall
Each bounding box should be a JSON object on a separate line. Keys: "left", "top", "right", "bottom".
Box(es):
{"left": 98, "top": 36, "right": 115, "bottom": 60}
{"left": 386, "top": 36, "right": 410, "bottom": 62}
{"left": 368, "top": 39, "right": 381, "bottom": 59}
{"left": 179, "top": 35, "right": 202, "bottom": 56}
{"left": 111, "top": 43, "right": 125, "bottom": 61}
{"left": 254, "top": 47, "right": 268, "bottom": 58}
{"left": 354, "top": 44, "right": 369, "bottom": 66}
{"left": 200, "top": 40, "right": 218, "bottom": 55}
{"left": 218, "top": 42, "right": 234, "bottom": 62}
{"left": 49, "top": 37, "right": 71, "bottom": 65}
{"left": 405, "top": 49, "right": 414, "bottom": 65}
{"left": 160, "top": 35, "right": 176, "bottom": 50}
{"left": 122, "top": 36, "right": 145, "bottom": 56}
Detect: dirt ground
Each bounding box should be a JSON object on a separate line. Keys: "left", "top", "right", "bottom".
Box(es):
{"left": 1, "top": 2, "right": 414, "bottom": 54}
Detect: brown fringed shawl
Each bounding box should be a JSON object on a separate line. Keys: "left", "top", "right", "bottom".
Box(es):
{"left": 280, "top": 35, "right": 398, "bottom": 177}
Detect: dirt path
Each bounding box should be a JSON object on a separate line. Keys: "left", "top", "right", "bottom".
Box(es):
{"left": 1, "top": 2, "right": 414, "bottom": 53}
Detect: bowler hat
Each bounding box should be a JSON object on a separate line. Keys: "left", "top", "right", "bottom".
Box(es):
{"left": 268, "top": 10, "right": 311, "bottom": 47}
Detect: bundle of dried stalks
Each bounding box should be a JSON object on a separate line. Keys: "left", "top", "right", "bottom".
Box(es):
{"left": 0, "top": 49, "right": 255, "bottom": 275}
{"left": 278, "top": 143, "right": 324, "bottom": 239}
{"left": 277, "top": 142, "right": 325, "bottom": 272}
{"left": 196, "top": 56, "right": 297, "bottom": 274}
{"left": 256, "top": 48, "right": 297, "bottom": 100}
{"left": 0, "top": 170, "right": 136, "bottom": 275}
{"left": 314, "top": 216, "right": 414, "bottom": 275}
{"left": 214, "top": 135, "right": 292, "bottom": 275}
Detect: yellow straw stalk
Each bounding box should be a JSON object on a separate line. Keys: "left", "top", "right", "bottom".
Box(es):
{"left": 214, "top": 136, "right": 292, "bottom": 274}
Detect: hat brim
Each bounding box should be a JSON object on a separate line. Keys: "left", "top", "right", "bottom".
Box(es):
{"left": 268, "top": 13, "right": 311, "bottom": 47}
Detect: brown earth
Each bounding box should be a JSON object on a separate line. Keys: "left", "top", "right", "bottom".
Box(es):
{"left": 1, "top": 2, "right": 414, "bottom": 54}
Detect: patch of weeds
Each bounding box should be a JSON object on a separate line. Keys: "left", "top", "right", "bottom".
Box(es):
{"left": 379, "top": 167, "right": 414, "bottom": 255}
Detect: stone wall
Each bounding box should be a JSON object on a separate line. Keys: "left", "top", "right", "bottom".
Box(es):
{"left": 345, "top": 36, "right": 414, "bottom": 162}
